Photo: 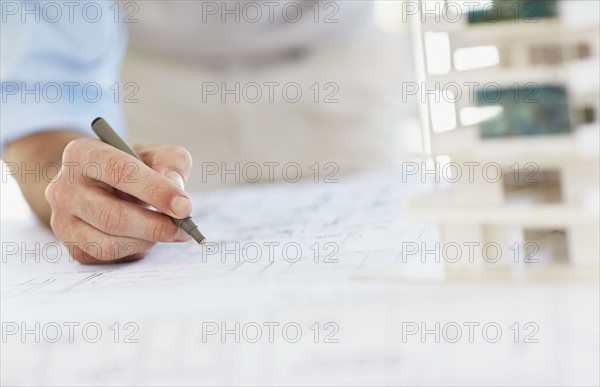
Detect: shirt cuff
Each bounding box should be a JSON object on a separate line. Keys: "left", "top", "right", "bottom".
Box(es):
{"left": 0, "top": 82, "right": 126, "bottom": 158}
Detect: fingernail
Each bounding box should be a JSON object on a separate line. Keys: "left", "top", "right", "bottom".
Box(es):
{"left": 171, "top": 195, "right": 192, "bottom": 218}
{"left": 174, "top": 228, "right": 192, "bottom": 242}
{"left": 166, "top": 170, "right": 185, "bottom": 190}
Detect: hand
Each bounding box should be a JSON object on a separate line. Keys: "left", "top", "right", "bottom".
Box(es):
{"left": 45, "top": 138, "right": 194, "bottom": 264}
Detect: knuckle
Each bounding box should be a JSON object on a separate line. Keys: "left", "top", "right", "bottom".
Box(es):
{"left": 98, "top": 203, "right": 127, "bottom": 235}
{"left": 46, "top": 180, "right": 70, "bottom": 206}
{"left": 144, "top": 179, "right": 170, "bottom": 206}
{"left": 62, "top": 139, "right": 83, "bottom": 161}
{"left": 104, "top": 153, "right": 131, "bottom": 185}
{"left": 146, "top": 220, "right": 167, "bottom": 241}
{"left": 63, "top": 138, "right": 95, "bottom": 162}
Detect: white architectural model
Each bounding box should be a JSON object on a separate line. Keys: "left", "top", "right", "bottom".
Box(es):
{"left": 408, "top": 0, "right": 599, "bottom": 271}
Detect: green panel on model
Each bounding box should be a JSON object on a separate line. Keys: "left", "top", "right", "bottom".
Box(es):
{"left": 468, "top": 0, "right": 558, "bottom": 24}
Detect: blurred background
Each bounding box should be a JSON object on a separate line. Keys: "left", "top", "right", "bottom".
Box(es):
{"left": 3, "top": 1, "right": 598, "bottom": 264}
{"left": 1, "top": 0, "right": 420, "bottom": 217}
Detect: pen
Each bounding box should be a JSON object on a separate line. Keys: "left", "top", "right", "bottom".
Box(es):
{"left": 91, "top": 117, "right": 206, "bottom": 245}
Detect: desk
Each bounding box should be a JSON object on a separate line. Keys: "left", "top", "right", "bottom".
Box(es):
{"left": 2, "top": 172, "right": 598, "bottom": 385}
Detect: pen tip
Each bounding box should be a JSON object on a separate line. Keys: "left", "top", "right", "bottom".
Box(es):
{"left": 189, "top": 228, "right": 206, "bottom": 245}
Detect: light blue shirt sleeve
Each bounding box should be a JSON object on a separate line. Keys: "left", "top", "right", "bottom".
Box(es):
{"left": 0, "top": 1, "right": 128, "bottom": 155}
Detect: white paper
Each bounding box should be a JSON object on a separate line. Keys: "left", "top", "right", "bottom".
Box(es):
{"left": 1, "top": 172, "right": 598, "bottom": 386}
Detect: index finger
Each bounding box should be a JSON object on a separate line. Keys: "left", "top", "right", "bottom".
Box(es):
{"left": 76, "top": 139, "right": 193, "bottom": 219}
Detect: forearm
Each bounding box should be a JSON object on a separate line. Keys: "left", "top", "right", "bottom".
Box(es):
{"left": 4, "top": 130, "right": 88, "bottom": 226}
